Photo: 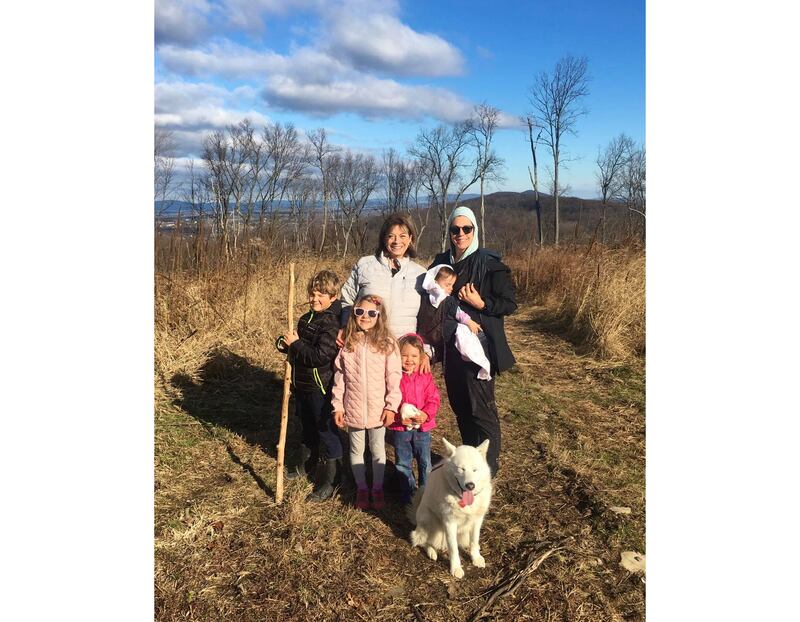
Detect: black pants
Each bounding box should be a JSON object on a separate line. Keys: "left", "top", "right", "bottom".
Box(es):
{"left": 295, "top": 389, "right": 343, "bottom": 460}
{"left": 444, "top": 343, "right": 501, "bottom": 476}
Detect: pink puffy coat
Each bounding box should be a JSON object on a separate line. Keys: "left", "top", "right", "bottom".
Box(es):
{"left": 388, "top": 370, "right": 441, "bottom": 433}
{"left": 331, "top": 338, "right": 402, "bottom": 429}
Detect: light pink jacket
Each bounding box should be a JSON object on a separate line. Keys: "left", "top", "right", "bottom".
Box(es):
{"left": 331, "top": 337, "right": 402, "bottom": 429}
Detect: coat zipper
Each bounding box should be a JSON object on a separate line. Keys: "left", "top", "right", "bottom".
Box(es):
{"left": 361, "top": 339, "right": 368, "bottom": 428}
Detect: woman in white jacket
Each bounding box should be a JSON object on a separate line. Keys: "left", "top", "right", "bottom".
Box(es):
{"left": 340, "top": 214, "right": 428, "bottom": 366}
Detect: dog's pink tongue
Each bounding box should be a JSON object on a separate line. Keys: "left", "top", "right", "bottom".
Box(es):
{"left": 459, "top": 489, "right": 475, "bottom": 507}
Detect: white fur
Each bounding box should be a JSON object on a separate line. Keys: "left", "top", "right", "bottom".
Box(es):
{"left": 408, "top": 438, "right": 492, "bottom": 578}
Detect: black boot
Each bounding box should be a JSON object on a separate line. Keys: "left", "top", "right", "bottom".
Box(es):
{"left": 305, "top": 444, "right": 320, "bottom": 479}
{"left": 285, "top": 444, "right": 312, "bottom": 480}
{"left": 308, "top": 458, "right": 341, "bottom": 501}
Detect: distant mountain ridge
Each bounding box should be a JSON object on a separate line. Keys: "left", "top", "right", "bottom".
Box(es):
{"left": 155, "top": 193, "right": 481, "bottom": 216}
{"left": 155, "top": 190, "right": 618, "bottom": 219}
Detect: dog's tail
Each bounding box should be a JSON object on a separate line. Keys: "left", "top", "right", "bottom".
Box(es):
{"left": 406, "top": 487, "right": 424, "bottom": 525}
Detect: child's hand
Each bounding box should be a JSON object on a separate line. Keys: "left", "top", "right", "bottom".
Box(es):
{"left": 381, "top": 409, "right": 395, "bottom": 427}
{"left": 411, "top": 411, "right": 428, "bottom": 425}
{"left": 283, "top": 330, "right": 299, "bottom": 345}
{"left": 466, "top": 319, "right": 482, "bottom": 335}
{"left": 335, "top": 329, "right": 345, "bottom": 348}
{"left": 333, "top": 411, "right": 345, "bottom": 429}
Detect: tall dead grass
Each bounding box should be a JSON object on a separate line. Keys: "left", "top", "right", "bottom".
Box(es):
{"left": 508, "top": 245, "right": 645, "bottom": 359}
{"left": 155, "top": 251, "right": 356, "bottom": 399}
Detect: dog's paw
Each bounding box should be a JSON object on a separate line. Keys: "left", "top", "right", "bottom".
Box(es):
{"left": 450, "top": 565, "right": 464, "bottom": 579}
{"left": 471, "top": 553, "right": 485, "bottom": 568}
{"left": 425, "top": 546, "right": 438, "bottom": 561}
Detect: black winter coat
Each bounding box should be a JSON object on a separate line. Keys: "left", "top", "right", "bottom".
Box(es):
{"left": 280, "top": 300, "right": 342, "bottom": 394}
{"left": 428, "top": 249, "right": 517, "bottom": 374}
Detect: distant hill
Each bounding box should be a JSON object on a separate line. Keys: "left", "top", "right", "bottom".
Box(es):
{"left": 155, "top": 193, "right": 481, "bottom": 217}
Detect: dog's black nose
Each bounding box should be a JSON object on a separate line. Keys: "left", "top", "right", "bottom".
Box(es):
{"left": 465, "top": 482, "right": 475, "bottom": 491}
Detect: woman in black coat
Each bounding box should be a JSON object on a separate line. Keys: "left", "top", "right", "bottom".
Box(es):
{"left": 427, "top": 206, "right": 516, "bottom": 477}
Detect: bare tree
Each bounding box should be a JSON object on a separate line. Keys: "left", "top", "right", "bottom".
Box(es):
{"left": 307, "top": 128, "right": 338, "bottom": 255}
{"left": 409, "top": 121, "right": 481, "bottom": 251}
{"left": 596, "top": 133, "right": 635, "bottom": 243}
{"left": 523, "top": 115, "right": 544, "bottom": 247}
{"left": 155, "top": 127, "right": 177, "bottom": 216}
{"left": 529, "top": 54, "right": 590, "bottom": 245}
{"left": 382, "top": 148, "right": 416, "bottom": 215}
{"left": 329, "top": 151, "right": 380, "bottom": 257}
{"left": 470, "top": 102, "right": 506, "bottom": 244}
{"left": 202, "top": 122, "right": 252, "bottom": 259}
{"left": 257, "top": 122, "right": 308, "bottom": 239}
{"left": 287, "top": 177, "right": 319, "bottom": 251}
{"left": 618, "top": 146, "right": 646, "bottom": 241}
{"left": 181, "top": 160, "right": 211, "bottom": 273}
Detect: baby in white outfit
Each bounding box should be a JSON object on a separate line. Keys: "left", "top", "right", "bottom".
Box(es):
{"left": 422, "top": 265, "right": 492, "bottom": 380}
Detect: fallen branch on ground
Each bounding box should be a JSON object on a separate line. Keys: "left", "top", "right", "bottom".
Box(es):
{"left": 465, "top": 539, "right": 570, "bottom": 622}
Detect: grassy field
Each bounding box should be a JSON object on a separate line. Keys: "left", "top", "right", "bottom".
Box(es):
{"left": 154, "top": 249, "right": 645, "bottom": 621}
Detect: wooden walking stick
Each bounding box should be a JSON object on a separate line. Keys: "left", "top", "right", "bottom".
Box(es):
{"left": 275, "top": 262, "right": 295, "bottom": 504}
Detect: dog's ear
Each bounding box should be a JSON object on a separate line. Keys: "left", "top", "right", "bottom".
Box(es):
{"left": 476, "top": 439, "right": 490, "bottom": 459}
{"left": 442, "top": 438, "right": 457, "bottom": 458}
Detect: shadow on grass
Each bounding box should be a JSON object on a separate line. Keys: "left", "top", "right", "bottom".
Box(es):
{"left": 170, "top": 346, "right": 293, "bottom": 499}
{"left": 517, "top": 310, "right": 594, "bottom": 356}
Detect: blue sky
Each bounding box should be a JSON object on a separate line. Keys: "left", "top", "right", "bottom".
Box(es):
{"left": 155, "top": 0, "right": 645, "bottom": 198}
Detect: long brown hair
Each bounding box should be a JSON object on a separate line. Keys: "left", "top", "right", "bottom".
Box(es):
{"left": 343, "top": 294, "right": 397, "bottom": 355}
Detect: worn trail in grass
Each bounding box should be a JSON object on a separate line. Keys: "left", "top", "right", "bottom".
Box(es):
{"left": 155, "top": 306, "right": 645, "bottom": 622}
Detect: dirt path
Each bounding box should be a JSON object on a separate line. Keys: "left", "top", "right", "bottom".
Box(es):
{"left": 155, "top": 306, "right": 645, "bottom": 621}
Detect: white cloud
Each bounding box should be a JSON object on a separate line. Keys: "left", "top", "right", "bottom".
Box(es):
{"left": 326, "top": 11, "right": 464, "bottom": 76}
{"left": 158, "top": 42, "right": 350, "bottom": 84}
{"left": 155, "top": 81, "right": 270, "bottom": 156}
{"left": 222, "top": 0, "right": 323, "bottom": 32}
{"left": 155, "top": 0, "right": 213, "bottom": 46}
{"left": 263, "top": 74, "right": 473, "bottom": 122}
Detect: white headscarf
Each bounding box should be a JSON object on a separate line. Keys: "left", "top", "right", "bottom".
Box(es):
{"left": 447, "top": 205, "right": 479, "bottom": 263}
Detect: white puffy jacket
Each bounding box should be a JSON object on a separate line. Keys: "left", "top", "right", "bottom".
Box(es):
{"left": 341, "top": 253, "right": 426, "bottom": 338}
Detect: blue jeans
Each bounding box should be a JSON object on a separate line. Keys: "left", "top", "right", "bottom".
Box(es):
{"left": 393, "top": 429, "right": 432, "bottom": 501}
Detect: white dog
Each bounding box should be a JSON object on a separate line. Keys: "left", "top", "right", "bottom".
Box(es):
{"left": 408, "top": 438, "right": 493, "bottom": 578}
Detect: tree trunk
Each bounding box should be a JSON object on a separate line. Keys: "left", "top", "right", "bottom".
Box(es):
{"left": 480, "top": 176, "right": 486, "bottom": 243}
{"left": 554, "top": 151, "right": 560, "bottom": 246}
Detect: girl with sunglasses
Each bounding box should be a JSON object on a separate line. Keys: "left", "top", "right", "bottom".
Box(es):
{"left": 424, "top": 206, "right": 517, "bottom": 478}
{"left": 331, "top": 294, "right": 402, "bottom": 510}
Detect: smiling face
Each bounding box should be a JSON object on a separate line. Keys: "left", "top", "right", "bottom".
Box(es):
{"left": 353, "top": 299, "right": 379, "bottom": 332}
{"left": 449, "top": 215, "right": 475, "bottom": 258}
{"left": 308, "top": 289, "right": 335, "bottom": 313}
{"left": 384, "top": 225, "right": 412, "bottom": 259}
{"left": 400, "top": 343, "right": 421, "bottom": 373}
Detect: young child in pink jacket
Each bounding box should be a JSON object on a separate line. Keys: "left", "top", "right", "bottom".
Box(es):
{"left": 332, "top": 294, "right": 402, "bottom": 510}
{"left": 388, "top": 334, "right": 441, "bottom": 505}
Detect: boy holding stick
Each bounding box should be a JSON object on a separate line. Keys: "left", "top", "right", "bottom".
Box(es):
{"left": 276, "top": 270, "right": 344, "bottom": 501}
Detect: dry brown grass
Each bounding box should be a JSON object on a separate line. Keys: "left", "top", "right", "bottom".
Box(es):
{"left": 508, "top": 245, "right": 645, "bottom": 359}
{"left": 155, "top": 245, "right": 645, "bottom": 622}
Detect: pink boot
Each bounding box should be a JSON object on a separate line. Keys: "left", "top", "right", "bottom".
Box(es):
{"left": 355, "top": 487, "right": 369, "bottom": 510}
{"left": 371, "top": 487, "right": 384, "bottom": 510}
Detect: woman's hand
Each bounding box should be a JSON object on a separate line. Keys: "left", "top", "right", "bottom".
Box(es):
{"left": 334, "top": 411, "right": 345, "bottom": 429}
{"left": 458, "top": 283, "right": 485, "bottom": 310}
{"left": 418, "top": 352, "right": 431, "bottom": 374}
{"left": 283, "top": 330, "right": 299, "bottom": 345}
{"left": 335, "top": 328, "right": 345, "bottom": 348}
{"left": 381, "top": 409, "right": 396, "bottom": 427}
